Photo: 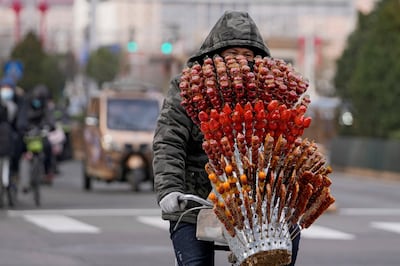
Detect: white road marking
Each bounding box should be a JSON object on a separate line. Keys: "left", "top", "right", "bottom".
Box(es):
{"left": 10, "top": 207, "right": 400, "bottom": 218}
{"left": 301, "top": 225, "right": 355, "bottom": 240}
{"left": 371, "top": 222, "right": 400, "bottom": 234}
{"left": 137, "top": 216, "right": 169, "bottom": 231}
{"left": 8, "top": 208, "right": 160, "bottom": 217}
{"left": 340, "top": 208, "right": 400, "bottom": 216}
{"left": 23, "top": 214, "right": 100, "bottom": 233}
{"left": 136, "top": 217, "right": 356, "bottom": 241}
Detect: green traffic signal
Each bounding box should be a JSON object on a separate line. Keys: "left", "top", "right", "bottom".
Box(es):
{"left": 161, "top": 42, "right": 173, "bottom": 54}
{"left": 127, "top": 41, "right": 138, "bottom": 53}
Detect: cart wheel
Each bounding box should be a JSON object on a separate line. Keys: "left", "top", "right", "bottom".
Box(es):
{"left": 126, "top": 168, "right": 146, "bottom": 192}
{"left": 0, "top": 185, "right": 4, "bottom": 208}
{"left": 7, "top": 182, "right": 18, "bottom": 207}
{"left": 82, "top": 162, "right": 92, "bottom": 191}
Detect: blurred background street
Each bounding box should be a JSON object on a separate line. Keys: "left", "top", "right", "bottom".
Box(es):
{"left": 1, "top": 0, "right": 400, "bottom": 265}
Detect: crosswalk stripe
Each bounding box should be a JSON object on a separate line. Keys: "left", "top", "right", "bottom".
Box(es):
{"left": 8, "top": 208, "right": 160, "bottom": 217}
{"left": 23, "top": 214, "right": 100, "bottom": 233}
{"left": 18, "top": 212, "right": 398, "bottom": 239}
{"left": 370, "top": 222, "right": 400, "bottom": 234}
{"left": 340, "top": 208, "right": 400, "bottom": 216}
{"left": 299, "top": 225, "right": 355, "bottom": 240}
{"left": 137, "top": 216, "right": 169, "bottom": 231}
{"left": 136, "top": 216, "right": 355, "bottom": 240}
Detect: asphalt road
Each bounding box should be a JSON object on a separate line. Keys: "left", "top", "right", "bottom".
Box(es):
{"left": 1, "top": 159, "right": 399, "bottom": 266}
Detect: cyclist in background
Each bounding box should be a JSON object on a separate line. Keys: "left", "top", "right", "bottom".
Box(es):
{"left": 18, "top": 84, "right": 56, "bottom": 185}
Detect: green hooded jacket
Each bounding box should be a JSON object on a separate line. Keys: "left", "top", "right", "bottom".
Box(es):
{"left": 153, "top": 10, "right": 271, "bottom": 224}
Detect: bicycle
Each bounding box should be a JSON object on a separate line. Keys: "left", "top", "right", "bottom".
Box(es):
{"left": 0, "top": 156, "right": 18, "bottom": 208}
{"left": 174, "top": 194, "right": 301, "bottom": 266}
{"left": 23, "top": 128, "right": 46, "bottom": 207}
{"left": 174, "top": 194, "right": 236, "bottom": 266}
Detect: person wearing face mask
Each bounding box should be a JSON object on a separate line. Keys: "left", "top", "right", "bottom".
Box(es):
{"left": 0, "top": 77, "right": 18, "bottom": 123}
{"left": 153, "top": 11, "right": 301, "bottom": 266}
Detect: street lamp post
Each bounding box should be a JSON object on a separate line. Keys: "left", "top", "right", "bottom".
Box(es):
{"left": 10, "top": 0, "right": 23, "bottom": 43}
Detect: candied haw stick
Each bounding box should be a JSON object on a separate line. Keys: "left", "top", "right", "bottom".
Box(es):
{"left": 300, "top": 188, "right": 335, "bottom": 229}
{"left": 213, "top": 55, "right": 233, "bottom": 107}
{"left": 214, "top": 202, "right": 236, "bottom": 237}
{"left": 277, "top": 184, "right": 287, "bottom": 222}
{"left": 285, "top": 181, "right": 299, "bottom": 222}
{"left": 232, "top": 103, "right": 244, "bottom": 137}
{"left": 290, "top": 183, "right": 313, "bottom": 225}
{"left": 265, "top": 183, "right": 272, "bottom": 225}
{"left": 256, "top": 186, "right": 263, "bottom": 226}
{"left": 242, "top": 189, "right": 254, "bottom": 230}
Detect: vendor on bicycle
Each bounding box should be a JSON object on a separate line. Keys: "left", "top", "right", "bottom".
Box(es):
{"left": 153, "top": 11, "right": 300, "bottom": 266}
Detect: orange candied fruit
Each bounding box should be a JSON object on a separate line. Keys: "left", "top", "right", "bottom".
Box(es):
{"left": 240, "top": 174, "right": 248, "bottom": 185}
{"left": 258, "top": 171, "right": 266, "bottom": 180}
{"left": 217, "top": 184, "right": 225, "bottom": 194}
{"left": 208, "top": 172, "right": 218, "bottom": 183}
{"left": 208, "top": 192, "right": 218, "bottom": 203}
{"left": 229, "top": 177, "right": 237, "bottom": 188}
{"left": 223, "top": 181, "right": 230, "bottom": 192}
{"left": 225, "top": 164, "right": 233, "bottom": 175}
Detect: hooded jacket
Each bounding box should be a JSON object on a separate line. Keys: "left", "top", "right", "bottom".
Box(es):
{"left": 153, "top": 11, "right": 270, "bottom": 224}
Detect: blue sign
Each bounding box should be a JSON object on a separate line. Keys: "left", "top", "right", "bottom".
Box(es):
{"left": 3, "top": 60, "right": 24, "bottom": 81}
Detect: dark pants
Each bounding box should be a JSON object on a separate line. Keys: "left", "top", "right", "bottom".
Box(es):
{"left": 42, "top": 137, "right": 52, "bottom": 175}
{"left": 170, "top": 221, "right": 301, "bottom": 266}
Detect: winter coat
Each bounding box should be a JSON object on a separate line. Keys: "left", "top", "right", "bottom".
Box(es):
{"left": 152, "top": 11, "right": 271, "bottom": 224}
{"left": 0, "top": 104, "right": 13, "bottom": 157}
{"left": 16, "top": 96, "right": 55, "bottom": 133}
{"left": 0, "top": 122, "right": 13, "bottom": 157}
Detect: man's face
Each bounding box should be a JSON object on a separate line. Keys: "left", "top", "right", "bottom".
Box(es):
{"left": 220, "top": 47, "right": 255, "bottom": 61}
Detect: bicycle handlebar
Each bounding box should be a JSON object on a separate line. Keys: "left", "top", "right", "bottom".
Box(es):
{"left": 178, "top": 194, "right": 213, "bottom": 207}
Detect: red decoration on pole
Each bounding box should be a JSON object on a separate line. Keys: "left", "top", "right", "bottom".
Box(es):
{"left": 11, "top": 0, "right": 23, "bottom": 43}
{"left": 37, "top": 0, "right": 49, "bottom": 47}
{"left": 297, "top": 36, "right": 305, "bottom": 66}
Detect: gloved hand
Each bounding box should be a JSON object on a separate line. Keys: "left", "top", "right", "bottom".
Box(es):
{"left": 159, "top": 192, "right": 187, "bottom": 213}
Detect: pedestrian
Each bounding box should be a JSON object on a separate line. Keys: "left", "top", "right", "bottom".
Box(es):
{"left": 0, "top": 77, "right": 21, "bottom": 179}
{"left": 152, "top": 10, "right": 300, "bottom": 266}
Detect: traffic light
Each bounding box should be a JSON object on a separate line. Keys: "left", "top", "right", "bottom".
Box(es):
{"left": 161, "top": 42, "right": 173, "bottom": 55}
{"left": 127, "top": 41, "right": 138, "bottom": 53}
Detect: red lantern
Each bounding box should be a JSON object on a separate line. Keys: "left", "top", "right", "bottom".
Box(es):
{"left": 11, "top": 0, "right": 23, "bottom": 43}
{"left": 37, "top": 1, "right": 50, "bottom": 46}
